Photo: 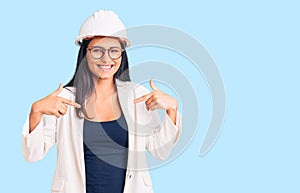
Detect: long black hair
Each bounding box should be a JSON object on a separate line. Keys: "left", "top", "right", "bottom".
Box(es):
{"left": 64, "top": 39, "right": 131, "bottom": 118}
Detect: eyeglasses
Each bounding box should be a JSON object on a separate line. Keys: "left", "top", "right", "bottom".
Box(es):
{"left": 87, "top": 46, "right": 123, "bottom": 59}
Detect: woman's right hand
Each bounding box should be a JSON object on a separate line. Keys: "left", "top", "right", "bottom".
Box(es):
{"left": 29, "top": 83, "right": 80, "bottom": 133}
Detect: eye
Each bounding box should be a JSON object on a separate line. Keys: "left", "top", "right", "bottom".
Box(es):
{"left": 110, "top": 48, "right": 121, "bottom": 53}
{"left": 92, "top": 48, "right": 104, "bottom": 53}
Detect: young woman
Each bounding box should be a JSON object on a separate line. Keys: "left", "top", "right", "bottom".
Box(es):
{"left": 22, "top": 10, "right": 182, "bottom": 193}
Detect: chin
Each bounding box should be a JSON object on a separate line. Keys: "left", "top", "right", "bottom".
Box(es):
{"left": 98, "top": 74, "right": 115, "bottom": 80}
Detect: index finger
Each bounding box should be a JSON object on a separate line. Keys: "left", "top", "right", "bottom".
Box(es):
{"left": 133, "top": 92, "right": 153, "bottom": 103}
{"left": 58, "top": 96, "right": 81, "bottom": 108}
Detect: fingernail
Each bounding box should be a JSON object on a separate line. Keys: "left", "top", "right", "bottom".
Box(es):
{"left": 74, "top": 102, "right": 81, "bottom": 108}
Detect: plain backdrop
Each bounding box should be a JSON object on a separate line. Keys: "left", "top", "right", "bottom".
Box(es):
{"left": 0, "top": 0, "right": 299, "bottom": 192}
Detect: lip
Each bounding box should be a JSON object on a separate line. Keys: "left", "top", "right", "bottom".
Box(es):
{"left": 97, "top": 64, "right": 115, "bottom": 71}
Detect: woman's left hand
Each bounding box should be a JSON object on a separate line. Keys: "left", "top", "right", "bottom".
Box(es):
{"left": 133, "top": 80, "right": 178, "bottom": 111}
{"left": 133, "top": 80, "right": 178, "bottom": 124}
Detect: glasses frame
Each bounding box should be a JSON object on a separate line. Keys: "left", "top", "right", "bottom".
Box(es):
{"left": 87, "top": 46, "right": 124, "bottom": 60}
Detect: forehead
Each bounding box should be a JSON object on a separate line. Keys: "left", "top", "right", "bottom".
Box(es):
{"left": 89, "top": 36, "right": 121, "bottom": 48}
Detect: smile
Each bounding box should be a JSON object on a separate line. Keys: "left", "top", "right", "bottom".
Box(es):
{"left": 97, "top": 65, "right": 115, "bottom": 72}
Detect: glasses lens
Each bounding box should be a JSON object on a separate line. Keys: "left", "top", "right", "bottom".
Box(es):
{"left": 89, "top": 47, "right": 123, "bottom": 59}
{"left": 90, "top": 47, "right": 104, "bottom": 59}
{"left": 109, "top": 47, "right": 122, "bottom": 59}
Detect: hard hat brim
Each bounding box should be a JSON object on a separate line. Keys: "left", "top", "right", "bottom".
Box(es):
{"left": 75, "top": 35, "right": 130, "bottom": 48}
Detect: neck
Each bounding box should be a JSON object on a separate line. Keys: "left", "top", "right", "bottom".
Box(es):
{"left": 93, "top": 77, "right": 116, "bottom": 98}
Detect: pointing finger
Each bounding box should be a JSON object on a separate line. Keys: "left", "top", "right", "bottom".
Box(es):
{"left": 58, "top": 97, "right": 81, "bottom": 108}
{"left": 72, "top": 102, "right": 81, "bottom": 109}
{"left": 133, "top": 92, "right": 153, "bottom": 103}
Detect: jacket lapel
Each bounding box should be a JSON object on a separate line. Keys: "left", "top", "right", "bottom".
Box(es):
{"left": 115, "top": 79, "right": 135, "bottom": 150}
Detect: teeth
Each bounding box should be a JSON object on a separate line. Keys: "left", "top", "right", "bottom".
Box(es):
{"left": 98, "top": 65, "right": 114, "bottom": 71}
{"left": 99, "top": 65, "right": 111, "bottom": 69}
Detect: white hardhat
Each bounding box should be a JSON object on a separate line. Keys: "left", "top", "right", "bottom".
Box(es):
{"left": 75, "top": 10, "right": 130, "bottom": 47}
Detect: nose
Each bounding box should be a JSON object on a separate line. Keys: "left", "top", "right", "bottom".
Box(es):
{"left": 100, "top": 50, "right": 112, "bottom": 63}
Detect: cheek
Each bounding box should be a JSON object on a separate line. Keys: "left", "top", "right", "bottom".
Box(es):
{"left": 86, "top": 54, "right": 93, "bottom": 64}
{"left": 114, "top": 58, "right": 122, "bottom": 69}
{"left": 86, "top": 56, "right": 96, "bottom": 70}
{"left": 116, "top": 59, "right": 122, "bottom": 66}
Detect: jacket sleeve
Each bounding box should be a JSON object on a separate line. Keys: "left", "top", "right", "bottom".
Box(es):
{"left": 22, "top": 114, "right": 57, "bottom": 162}
{"left": 145, "top": 110, "right": 182, "bottom": 160}
{"left": 134, "top": 85, "right": 182, "bottom": 160}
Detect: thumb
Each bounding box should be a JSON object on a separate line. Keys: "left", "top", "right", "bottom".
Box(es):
{"left": 150, "top": 79, "right": 159, "bottom": 91}
{"left": 52, "top": 83, "right": 63, "bottom": 95}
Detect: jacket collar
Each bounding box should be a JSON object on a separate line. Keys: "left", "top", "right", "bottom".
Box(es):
{"left": 115, "top": 78, "right": 128, "bottom": 87}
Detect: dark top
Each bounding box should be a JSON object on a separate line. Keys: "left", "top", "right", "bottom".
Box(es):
{"left": 83, "top": 113, "right": 128, "bottom": 193}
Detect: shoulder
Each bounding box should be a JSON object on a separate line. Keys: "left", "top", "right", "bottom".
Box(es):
{"left": 58, "top": 86, "right": 76, "bottom": 99}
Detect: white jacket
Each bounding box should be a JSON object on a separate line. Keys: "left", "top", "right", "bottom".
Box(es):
{"left": 22, "top": 79, "right": 182, "bottom": 193}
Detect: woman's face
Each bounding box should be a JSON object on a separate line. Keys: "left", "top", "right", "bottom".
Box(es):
{"left": 86, "top": 36, "right": 123, "bottom": 80}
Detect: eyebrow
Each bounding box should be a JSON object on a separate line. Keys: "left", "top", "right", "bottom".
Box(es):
{"left": 89, "top": 46, "right": 121, "bottom": 49}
